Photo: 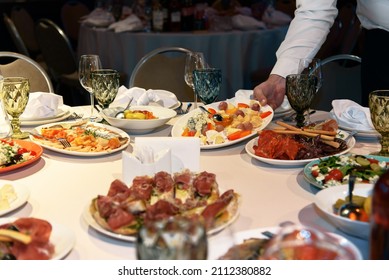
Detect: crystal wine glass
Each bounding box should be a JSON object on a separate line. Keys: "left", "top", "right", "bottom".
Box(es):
{"left": 285, "top": 73, "right": 317, "bottom": 128}
{"left": 369, "top": 90, "right": 389, "bottom": 156}
{"left": 79, "top": 54, "right": 102, "bottom": 121}
{"left": 193, "top": 68, "right": 222, "bottom": 105}
{"left": 91, "top": 69, "right": 120, "bottom": 109}
{"left": 1, "top": 77, "right": 30, "bottom": 139}
{"left": 0, "top": 73, "right": 12, "bottom": 138}
{"left": 184, "top": 52, "right": 206, "bottom": 109}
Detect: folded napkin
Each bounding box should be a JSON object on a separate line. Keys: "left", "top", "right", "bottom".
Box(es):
{"left": 261, "top": 6, "right": 292, "bottom": 27}
{"left": 108, "top": 14, "right": 143, "bottom": 33}
{"left": 82, "top": 8, "right": 115, "bottom": 27}
{"left": 21, "top": 92, "right": 63, "bottom": 119}
{"left": 110, "top": 86, "right": 178, "bottom": 108}
{"left": 330, "top": 99, "right": 375, "bottom": 131}
{"left": 231, "top": 14, "right": 266, "bottom": 30}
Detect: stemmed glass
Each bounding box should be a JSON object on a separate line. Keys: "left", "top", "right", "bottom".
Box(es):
{"left": 285, "top": 73, "right": 317, "bottom": 128}
{"left": 1, "top": 77, "right": 30, "bottom": 139}
{"left": 0, "top": 74, "right": 12, "bottom": 138}
{"left": 184, "top": 52, "right": 206, "bottom": 108}
{"left": 91, "top": 69, "right": 120, "bottom": 109}
{"left": 369, "top": 90, "right": 389, "bottom": 156}
{"left": 79, "top": 54, "right": 102, "bottom": 121}
{"left": 193, "top": 68, "right": 222, "bottom": 105}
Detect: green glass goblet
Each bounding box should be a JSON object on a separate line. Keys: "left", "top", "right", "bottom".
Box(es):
{"left": 369, "top": 90, "right": 389, "bottom": 156}
{"left": 91, "top": 69, "right": 120, "bottom": 109}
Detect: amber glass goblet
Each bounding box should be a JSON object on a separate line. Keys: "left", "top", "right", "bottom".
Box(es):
{"left": 369, "top": 90, "right": 389, "bottom": 156}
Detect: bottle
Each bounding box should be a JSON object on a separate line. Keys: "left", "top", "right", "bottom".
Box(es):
{"left": 181, "top": 0, "right": 194, "bottom": 31}
{"left": 369, "top": 169, "right": 389, "bottom": 259}
{"left": 168, "top": 0, "right": 182, "bottom": 32}
{"left": 152, "top": 0, "right": 164, "bottom": 32}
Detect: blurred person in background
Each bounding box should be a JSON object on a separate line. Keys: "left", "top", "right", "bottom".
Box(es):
{"left": 253, "top": 0, "right": 389, "bottom": 108}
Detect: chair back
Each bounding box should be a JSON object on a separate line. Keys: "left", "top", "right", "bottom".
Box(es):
{"left": 311, "top": 54, "right": 362, "bottom": 111}
{"left": 3, "top": 13, "right": 30, "bottom": 57}
{"left": 35, "top": 18, "right": 78, "bottom": 81}
{"left": 129, "top": 47, "right": 194, "bottom": 102}
{"left": 61, "top": 1, "right": 90, "bottom": 48}
{"left": 0, "top": 51, "right": 54, "bottom": 93}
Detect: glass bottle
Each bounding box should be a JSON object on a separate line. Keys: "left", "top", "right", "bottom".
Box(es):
{"left": 181, "top": 0, "right": 194, "bottom": 31}
{"left": 369, "top": 169, "right": 389, "bottom": 259}
{"left": 169, "top": 0, "right": 182, "bottom": 32}
{"left": 152, "top": 0, "right": 164, "bottom": 32}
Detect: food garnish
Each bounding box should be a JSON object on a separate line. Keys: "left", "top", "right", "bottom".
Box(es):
{"left": 0, "top": 139, "right": 37, "bottom": 168}
{"left": 123, "top": 110, "right": 157, "bottom": 120}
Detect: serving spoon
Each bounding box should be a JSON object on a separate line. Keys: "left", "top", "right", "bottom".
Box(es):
{"left": 338, "top": 174, "right": 365, "bottom": 220}
{"left": 199, "top": 105, "right": 223, "bottom": 122}
{"left": 115, "top": 97, "right": 134, "bottom": 119}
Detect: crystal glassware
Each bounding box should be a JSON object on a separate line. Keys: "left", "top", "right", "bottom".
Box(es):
{"left": 91, "top": 69, "right": 120, "bottom": 109}
{"left": 285, "top": 73, "right": 317, "bottom": 128}
{"left": 369, "top": 90, "right": 389, "bottom": 156}
{"left": 136, "top": 216, "right": 208, "bottom": 260}
{"left": 1, "top": 77, "right": 30, "bottom": 139}
{"left": 79, "top": 54, "right": 102, "bottom": 121}
{"left": 184, "top": 52, "right": 206, "bottom": 109}
{"left": 193, "top": 68, "right": 222, "bottom": 105}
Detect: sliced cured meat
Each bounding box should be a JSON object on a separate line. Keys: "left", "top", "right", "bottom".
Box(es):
{"left": 107, "top": 208, "right": 135, "bottom": 230}
{"left": 131, "top": 176, "right": 154, "bottom": 200}
{"left": 145, "top": 200, "right": 179, "bottom": 222}
{"left": 154, "top": 171, "right": 174, "bottom": 193}
{"left": 174, "top": 169, "right": 193, "bottom": 190}
{"left": 193, "top": 171, "right": 217, "bottom": 196}
{"left": 13, "top": 217, "right": 52, "bottom": 243}
{"left": 107, "top": 179, "right": 129, "bottom": 197}
{"left": 202, "top": 189, "right": 235, "bottom": 228}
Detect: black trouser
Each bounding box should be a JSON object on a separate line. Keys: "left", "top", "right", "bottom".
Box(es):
{"left": 361, "top": 28, "right": 389, "bottom": 107}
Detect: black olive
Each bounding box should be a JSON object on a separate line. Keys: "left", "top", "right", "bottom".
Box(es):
{"left": 7, "top": 225, "right": 19, "bottom": 232}
{"left": 2, "top": 253, "right": 17, "bottom": 260}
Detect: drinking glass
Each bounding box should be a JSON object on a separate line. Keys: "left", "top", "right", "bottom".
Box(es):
{"left": 0, "top": 75, "right": 12, "bottom": 138}
{"left": 1, "top": 77, "right": 30, "bottom": 139}
{"left": 193, "top": 68, "right": 222, "bottom": 105}
{"left": 136, "top": 216, "right": 208, "bottom": 260}
{"left": 285, "top": 74, "right": 317, "bottom": 128}
{"left": 369, "top": 90, "right": 389, "bottom": 156}
{"left": 91, "top": 69, "right": 120, "bottom": 109}
{"left": 79, "top": 54, "right": 102, "bottom": 121}
{"left": 184, "top": 52, "right": 206, "bottom": 108}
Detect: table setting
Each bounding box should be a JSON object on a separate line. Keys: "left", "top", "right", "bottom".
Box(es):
{"left": 0, "top": 68, "right": 387, "bottom": 260}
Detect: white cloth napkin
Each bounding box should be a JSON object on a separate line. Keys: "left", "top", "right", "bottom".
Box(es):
{"left": 108, "top": 14, "right": 143, "bottom": 33}
{"left": 21, "top": 92, "right": 63, "bottom": 119}
{"left": 110, "top": 86, "right": 178, "bottom": 108}
{"left": 261, "top": 6, "right": 292, "bottom": 27}
{"left": 81, "top": 8, "right": 115, "bottom": 27}
{"left": 231, "top": 14, "right": 266, "bottom": 30}
{"left": 330, "top": 99, "right": 375, "bottom": 131}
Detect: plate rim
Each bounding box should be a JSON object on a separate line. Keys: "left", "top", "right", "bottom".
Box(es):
{"left": 30, "top": 121, "right": 130, "bottom": 157}
{"left": 0, "top": 139, "right": 43, "bottom": 173}
{"left": 245, "top": 129, "right": 355, "bottom": 167}
{"left": 0, "top": 180, "right": 30, "bottom": 216}
{"left": 21, "top": 105, "right": 72, "bottom": 126}
{"left": 171, "top": 101, "right": 274, "bottom": 150}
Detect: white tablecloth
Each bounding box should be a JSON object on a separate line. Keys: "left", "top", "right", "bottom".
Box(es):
{"left": 77, "top": 25, "right": 288, "bottom": 100}
{"left": 2, "top": 106, "right": 378, "bottom": 260}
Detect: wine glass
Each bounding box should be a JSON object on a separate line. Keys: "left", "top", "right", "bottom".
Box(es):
{"left": 1, "top": 77, "right": 30, "bottom": 139}
{"left": 285, "top": 73, "right": 317, "bottom": 128}
{"left": 91, "top": 69, "right": 120, "bottom": 109}
{"left": 0, "top": 74, "right": 12, "bottom": 138}
{"left": 298, "top": 58, "right": 323, "bottom": 124}
{"left": 136, "top": 216, "right": 208, "bottom": 260}
{"left": 369, "top": 90, "right": 389, "bottom": 156}
{"left": 193, "top": 68, "right": 222, "bottom": 105}
{"left": 184, "top": 52, "right": 206, "bottom": 109}
{"left": 79, "top": 54, "right": 102, "bottom": 121}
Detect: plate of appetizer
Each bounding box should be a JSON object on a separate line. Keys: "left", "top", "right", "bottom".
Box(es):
{"left": 0, "top": 217, "right": 75, "bottom": 260}
{"left": 83, "top": 170, "right": 240, "bottom": 241}
{"left": 171, "top": 100, "right": 273, "bottom": 149}
{"left": 20, "top": 105, "right": 72, "bottom": 126}
{"left": 0, "top": 139, "right": 43, "bottom": 173}
{"left": 29, "top": 121, "right": 130, "bottom": 157}
{"left": 245, "top": 120, "right": 355, "bottom": 166}
{"left": 0, "top": 181, "right": 30, "bottom": 216}
{"left": 303, "top": 154, "right": 389, "bottom": 189}
{"left": 314, "top": 183, "right": 372, "bottom": 239}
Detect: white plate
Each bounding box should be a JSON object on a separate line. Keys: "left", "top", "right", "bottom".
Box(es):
{"left": 101, "top": 105, "right": 177, "bottom": 134}
{"left": 0, "top": 180, "right": 30, "bottom": 216}
{"left": 314, "top": 184, "right": 372, "bottom": 239}
{"left": 171, "top": 102, "right": 273, "bottom": 150}
{"left": 30, "top": 121, "right": 130, "bottom": 157}
{"left": 208, "top": 227, "right": 362, "bottom": 260}
{"left": 245, "top": 129, "right": 356, "bottom": 166}
{"left": 0, "top": 218, "right": 75, "bottom": 260}
{"left": 82, "top": 193, "right": 240, "bottom": 242}
{"left": 21, "top": 105, "right": 72, "bottom": 126}
{"left": 338, "top": 125, "right": 380, "bottom": 139}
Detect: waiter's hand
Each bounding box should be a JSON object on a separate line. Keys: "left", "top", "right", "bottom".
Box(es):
{"left": 253, "top": 74, "right": 286, "bottom": 110}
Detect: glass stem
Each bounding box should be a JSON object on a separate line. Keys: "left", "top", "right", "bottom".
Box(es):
{"left": 192, "top": 86, "right": 198, "bottom": 109}
{"left": 89, "top": 92, "right": 96, "bottom": 121}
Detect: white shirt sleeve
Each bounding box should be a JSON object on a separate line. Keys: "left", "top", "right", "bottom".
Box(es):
{"left": 271, "top": 0, "right": 338, "bottom": 77}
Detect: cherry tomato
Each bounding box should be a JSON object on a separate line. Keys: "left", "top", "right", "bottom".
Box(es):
{"left": 311, "top": 170, "right": 319, "bottom": 177}
{"left": 17, "top": 148, "right": 28, "bottom": 155}
{"left": 30, "top": 151, "right": 37, "bottom": 156}
{"left": 324, "top": 169, "right": 343, "bottom": 182}
{"left": 367, "top": 158, "right": 379, "bottom": 164}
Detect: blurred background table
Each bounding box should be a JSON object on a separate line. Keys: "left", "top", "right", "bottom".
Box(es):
{"left": 77, "top": 25, "right": 288, "bottom": 100}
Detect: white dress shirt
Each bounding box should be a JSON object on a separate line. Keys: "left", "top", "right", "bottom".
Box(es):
{"left": 271, "top": 0, "right": 389, "bottom": 78}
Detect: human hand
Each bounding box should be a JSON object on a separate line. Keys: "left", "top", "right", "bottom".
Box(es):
{"left": 253, "top": 74, "right": 286, "bottom": 110}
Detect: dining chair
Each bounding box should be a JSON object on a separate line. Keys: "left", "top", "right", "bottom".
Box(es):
{"left": 3, "top": 13, "right": 30, "bottom": 57}
{"left": 310, "top": 54, "right": 362, "bottom": 111}
{"left": 0, "top": 51, "right": 54, "bottom": 93}
{"left": 129, "top": 47, "right": 194, "bottom": 102}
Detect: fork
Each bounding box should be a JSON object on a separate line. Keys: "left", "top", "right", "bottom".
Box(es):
{"left": 30, "top": 131, "right": 71, "bottom": 148}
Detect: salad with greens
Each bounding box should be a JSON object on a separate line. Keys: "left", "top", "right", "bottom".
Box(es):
{"left": 310, "top": 154, "right": 388, "bottom": 187}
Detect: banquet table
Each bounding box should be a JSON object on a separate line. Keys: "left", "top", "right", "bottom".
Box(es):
{"left": 77, "top": 25, "right": 288, "bottom": 100}
{"left": 1, "top": 105, "right": 379, "bottom": 260}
